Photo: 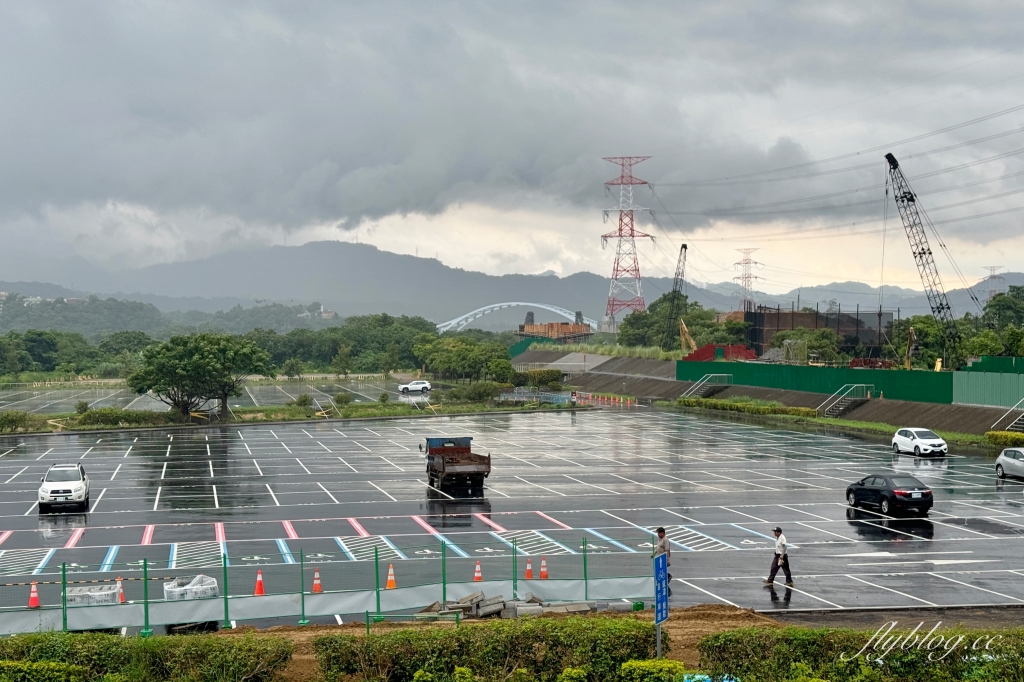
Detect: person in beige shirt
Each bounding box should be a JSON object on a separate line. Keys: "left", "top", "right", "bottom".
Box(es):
{"left": 763, "top": 526, "right": 794, "bottom": 587}
{"left": 654, "top": 527, "right": 672, "bottom": 596}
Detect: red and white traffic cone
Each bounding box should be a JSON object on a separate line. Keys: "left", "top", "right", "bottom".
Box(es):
{"left": 525, "top": 558, "right": 533, "bottom": 579}
{"left": 473, "top": 561, "right": 483, "bottom": 582}
{"left": 253, "top": 569, "right": 266, "bottom": 596}
{"left": 116, "top": 576, "right": 125, "bottom": 603}
{"left": 312, "top": 567, "right": 323, "bottom": 594}
{"left": 540, "top": 557, "right": 548, "bottom": 579}
{"left": 27, "top": 581, "right": 40, "bottom": 608}
{"left": 386, "top": 564, "right": 396, "bottom": 589}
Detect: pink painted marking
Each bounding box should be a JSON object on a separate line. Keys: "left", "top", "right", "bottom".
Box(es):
{"left": 346, "top": 518, "right": 370, "bottom": 537}
{"left": 410, "top": 515, "right": 440, "bottom": 535}
{"left": 64, "top": 527, "right": 85, "bottom": 549}
{"left": 282, "top": 520, "right": 299, "bottom": 539}
{"left": 534, "top": 511, "right": 572, "bottom": 530}
{"left": 214, "top": 523, "right": 226, "bottom": 543}
{"left": 0, "top": 531, "right": 12, "bottom": 546}
{"left": 473, "top": 513, "right": 507, "bottom": 532}
{"left": 141, "top": 525, "right": 155, "bottom": 545}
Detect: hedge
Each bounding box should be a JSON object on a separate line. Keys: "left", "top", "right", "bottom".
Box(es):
{"left": 675, "top": 398, "right": 817, "bottom": 418}
{"left": 75, "top": 408, "right": 175, "bottom": 427}
{"left": 699, "top": 626, "right": 1024, "bottom": 681}
{"left": 620, "top": 659, "right": 693, "bottom": 682}
{"left": 986, "top": 431, "right": 1024, "bottom": 448}
{"left": 314, "top": 616, "right": 661, "bottom": 682}
{"left": 0, "top": 660, "right": 89, "bottom": 682}
{"left": 0, "top": 632, "right": 291, "bottom": 682}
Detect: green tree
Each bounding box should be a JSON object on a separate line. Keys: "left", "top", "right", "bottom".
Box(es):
{"left": 487, "top": 358, "right": 515, "bottom": 383}
{"left": 202, "top": 335, "right": 276, "bottom": 418}
{"left": 128, "top": 335, "right": 223, "bottom": 419}
{"left": 281, "top": 358, "right": 304, "bottom": 378}
{"left": 330, "top": 345, "right": 353, "bottom": 377}
{"left": 963, "top": 329, "right": 1004, "bottom": 357}
{"left": 770, "top": 328, "right": 842, "bottom": 362}
{"left": 382, "top": 342, "right": 401, "bottom": 376}
{"left": 22, "top": 330, "right": 59, "bottom": 371}
{"left": 98, "top": 331, "right": 155, "bottom": 356}
{"left": 984, "top": 286, "right": 1024, "bottom": 329}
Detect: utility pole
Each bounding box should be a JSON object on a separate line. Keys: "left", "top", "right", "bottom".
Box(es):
{"left": 601, "top": 156, "right": 654, "bottom": 331}
{"left": 982, "top": 266, "right": 1005, "bottom": 302}
{"left": 733, "top": 248, "right": 764, "bottom": 312}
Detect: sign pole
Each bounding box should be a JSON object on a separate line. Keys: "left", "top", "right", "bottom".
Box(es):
{"left": 653, "top": 552, "right": 668, "bottom": 660}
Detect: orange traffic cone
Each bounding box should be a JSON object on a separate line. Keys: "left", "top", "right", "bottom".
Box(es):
{"left": 473, "top": 561, "right": 483, "bottom": 582}
{"left": 116, "top": 576, "right": 125, "bottom": 603}
{"left": 27, "top": 581, "right": 40, "bottom": 608}
{"left": 312, "top": 567, "right": 323, "bottom": 593}
{"left": 254, "top": 569, "right": 266, "bottom": 596}
{"left": 386, "top": 564, "right": 396, "bottom": 589}
{"left": 540, "top": 557, "right": 548, "bottom": 579}
{"left": 525, "top": 558, "right": 533, "bottom": 579}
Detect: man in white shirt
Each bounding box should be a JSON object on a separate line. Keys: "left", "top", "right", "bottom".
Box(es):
{"left": 763, "top": 526, "right": 793, "bottom": 587}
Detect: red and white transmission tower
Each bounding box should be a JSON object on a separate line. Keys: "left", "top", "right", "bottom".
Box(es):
{"left": 601, "top": 156, "right": 654, "bottom": 323}
{"left": 733, "top": 248, "right": 764, "bottom": 312}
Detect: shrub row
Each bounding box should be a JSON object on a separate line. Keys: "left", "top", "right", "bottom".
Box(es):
{"left": 0, "top": 632, "right": 291, "bottom": 682}
{"left": 512, "top": 369, "right": 563, "bottom": 387}
{"left": 0, "top": 660, "right": 89, "bottom": 682}
{"left": 675, "top": 397, "right": 817, "bottom": 418}
{"left": 442, "top": 381, "right": 512, "bottom": 402}
{"left": 699, "top": 626, "right": 1024, "bottom": 682}
{"left": 75, "top": 408, "right": 175, "bottom": 427}
{"left": 314, "top": 616, "right": 661, "bottom": 682}
{"left": 986, "top": 430, "right": 1024, "bottom": 448}
{"left": 0, "top": 410, "right": 30, "bottom": 433}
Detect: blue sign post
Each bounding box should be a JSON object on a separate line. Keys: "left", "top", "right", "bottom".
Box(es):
{"left": 654, "top": 552, "right": 669, "bottom": 658}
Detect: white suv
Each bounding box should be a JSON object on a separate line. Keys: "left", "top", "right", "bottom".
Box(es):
{"left": 892, "top": 428, "right": 948, "bottom": 456}
{"left": 399, "top": 380, "right": 432, "bottom": 394}
{"left": 39, "top": 464, "right": 90, "bottom": 513}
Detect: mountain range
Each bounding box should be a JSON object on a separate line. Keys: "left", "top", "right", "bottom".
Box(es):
{"left": 0, "top": 241, "right": 1015, "bottom": 329}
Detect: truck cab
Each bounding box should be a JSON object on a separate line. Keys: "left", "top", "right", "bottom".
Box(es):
{"left": 423, "top": 437, "right": 491, "bottom": 492}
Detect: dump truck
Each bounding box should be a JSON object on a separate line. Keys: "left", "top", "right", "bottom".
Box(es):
{"left": 422, "top": 437, "right": 491, "bottom": 491}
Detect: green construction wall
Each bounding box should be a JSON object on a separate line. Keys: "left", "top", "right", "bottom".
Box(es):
{"left": 675, "top": 361, "right": 954, "bottom": 404}
{"left": 962, "top": 356, "right": 1024, "bottom": 374}
{"left": 953, "top": 372, "right": 1024, "bottom": 408}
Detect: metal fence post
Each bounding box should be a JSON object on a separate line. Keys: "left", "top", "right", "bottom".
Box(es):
{"left": 374, "top": 546, "right": 381, "bottom": 615}
{"left": 222, "top": 553, "right": 230, "bottom": 629}
{"left": 582, "top": 537, "right": 588, "bottom": 601}
{"left": 61, "top": 563, "right": 67, "bottom": 632}
{"left": 365, "top": 610, "right": 370, "bottom": 636}
{"left": 140, "top": 558, "right": 152, "bottom": 637}
{"left": 298, "top": 549, "right": 309, "bottom": 626}
{"left": 512, "top": 538, "right": 517, "bottom": 600}
{"left": 441, "top": 541, "right": 447, "bottom": 605}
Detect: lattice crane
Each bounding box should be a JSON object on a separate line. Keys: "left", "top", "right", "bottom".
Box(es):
{"left": 885, "top": 153, "right": 964, "bottom": 369}
{"left": 662, "top": 244, "right": 696, "bottom": 354}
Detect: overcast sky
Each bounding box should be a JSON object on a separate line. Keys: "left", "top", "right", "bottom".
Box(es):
{"left": 2, "top": 1, "right": 1023, "bottom": 295}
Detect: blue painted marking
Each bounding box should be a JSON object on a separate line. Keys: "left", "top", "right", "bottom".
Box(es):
{"left": 489, "top": 532, "right": 527, "bottom": 554}
{"left": 276, "top": 539, "right": 295, "bottom": 564}
{"left": 221, "top": 542, "right": 230, "bottom": 566}
{"left": 33, "top": 548, "right": 56, "bottom": 575}
{"left": 380, "top": 536, "right": 409, "bottom": 560}
{"left": 584, "top": 529, "right": 637, "bottom": 553}
{"left": 168, "top": 543, "right": 177, "bottom": 569}
{"left": 534, "top": 531, "right": 576, "bottom": 554}
{"left": 432, "top": 533, "right": 469, "bottom": 558}
{"left": 730, "top": 523, "right": 775, "bottom": 540}
{"left": 100, "top": 545, "right": 119, "bottom": 572}
{"left": 681, "top": 526, "right": 740, "bottom": 550}
{"left": 333, "top": 537, "right": 356, "bottom": 561}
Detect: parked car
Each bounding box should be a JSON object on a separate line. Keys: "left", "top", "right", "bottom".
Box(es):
{"left": 399, "top": 380, "right": 432, "bottom": 394}
{"left": 891, "top": 428, "right": 947, "bottom": 456}
{"left": 39, "top": 463, "right": 90, "bottom": 513}
{"left": 846, "top": 474, "right": 932, "bottom": 515}
{"left": 995, "top": 448, "right": 1024, "bottom": 479}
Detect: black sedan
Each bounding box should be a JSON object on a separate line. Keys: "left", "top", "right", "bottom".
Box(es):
{"left": 846, "top": 474, "right": 932, "bottom": 516}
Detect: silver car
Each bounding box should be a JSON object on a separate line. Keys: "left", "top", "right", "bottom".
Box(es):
{"left": 995, "top": 448, "right": 1024, "bottom": 479}
{"left": 39, "top": 463, "right": 90, "bottom": 513}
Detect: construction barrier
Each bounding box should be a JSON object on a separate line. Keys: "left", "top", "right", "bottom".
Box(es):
{"left": 0, "top": 537, "right": 656, "bottom": 635}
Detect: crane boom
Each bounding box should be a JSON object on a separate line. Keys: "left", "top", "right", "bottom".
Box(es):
{"left": 885, "top": 153, "right": 963, "bottom": 368}
{"left": 662, "top": 244, "right": 688, "bottom": 350}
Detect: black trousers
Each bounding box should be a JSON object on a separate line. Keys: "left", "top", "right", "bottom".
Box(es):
{"left": 768, "top": 553, "right": 792, "bottom": 582}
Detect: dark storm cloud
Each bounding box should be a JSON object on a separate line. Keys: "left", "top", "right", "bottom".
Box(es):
{"left": 0, "top": 0, "right": 1022, "bottom": 267}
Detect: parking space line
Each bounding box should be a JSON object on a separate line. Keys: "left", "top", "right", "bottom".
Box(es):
{"left": 721, "top": 507, "right": 768, "bottom": 523}
{"left": 563, "top": 475, "right": 620, "bottom": 494}
{"left": 585, "top": 528, "right": 637, "bottom": 553}
{"left": 209, "top": 461, "right": 215, "bottom": 478}
{"left": 0, "top": 531, "right": 11, "bottom": 546}
{"left": 212, "top": 485, "right": 219, "bottom": 509}
{"left": 779, "top": 582, "right": 845, "bottom": 608}
{"left": 64, "top": 528, "right": 85, "bottom": 549}
{"left": 4, "top": 467, "right": 26, "bottom": 483}
{"left": 379, "top": 536, "right": 409, "bottom": 559}
{"left": 36, "top": 448, "right": 53, "bottom": 461}
{"left": 778, "top": 505, "right": 831, "bottom": 520}
{"left": 317, "top": 483, "right": 339, "bottom": 503}
{"left": 296, "top": 458, "right": 312, "bottom": 474}
{"left": 91, "top": 488, "right": 106, "bottom": 512}
{"left": 347, "top": 518, "right": 370, "bottom": 536}
{"left": 352, "top": 441, "right": 371, "bottom": 452}
{"left": 379, "top": 456, "right": 405, "bottom": 471}
{"left": 215, "top": 523, "right": 226, "bottom": 542}
{"left": 100, "top": 546, "right": 119, "bottom": 571}
{"left": 515, "top": 477, "right": 566, "bottom": 496}
{"left": 318, "top": 442, "right": 332, "bottom": 452}
{"left": 337, "top": 457, "right": 358, "bottom": 473}
{"left": 277, "top": 539, "right": 296, "bottom": 564}
{"left": 608, "top": 473, "right": 672, "bottom": 492}
{"left": 930, "top": 573, "right": 1024, "bottom": 602}
{"left": 845, "top": 575, "right": 935, "bottom": 605}
{"left": 253, "top": 460, "right": 263, "bottom": 476}
{"left": 333, "top": 538, "right": 356, "bottom": 561}
{"left": 535, "top": 511, "right": 572, "bottom": 529}
{"left": 282, "top": 521, "right": 299, "bottom": 539}
{"left": 674, "top": 578, "right": 739, "bottom": 607}
{"left": 475, "top": 513, "right": 506, "bottom": 531}
{"left": 795, "top": 522, "right": 858, "bottom": 542}
{"left": 368, "top": 481, "right": 397, "bottom": 501}
{"left": 33, "top": 549, "right": 56, "bottom": 575}
{"left": 266, "top": 484, "right": 280, "bottom": 506}
{"left": 142, "top": 525, "right": 154, "bottom": 544}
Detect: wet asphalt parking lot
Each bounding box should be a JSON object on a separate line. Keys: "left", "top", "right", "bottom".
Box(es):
{"left": 2, "top": 406, "right": 1024, "bottom": 623}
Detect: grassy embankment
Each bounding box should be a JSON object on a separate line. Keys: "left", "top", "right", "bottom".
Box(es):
{"left": 661, "top": 395, "right": 992, "bottom": 449}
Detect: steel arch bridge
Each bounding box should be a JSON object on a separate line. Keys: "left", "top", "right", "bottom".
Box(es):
{"left": 436, "top": 302, "right": 599, "bottom": 333}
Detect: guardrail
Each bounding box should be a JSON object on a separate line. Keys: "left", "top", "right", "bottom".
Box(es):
{"left": 0, "top": 536, "right": 656, "bottom": 635}
{"left": 816, "top": 384, "right": 873, "bottom": 417}
{"left": 680, "top": 374, "right": 733, "bottom": 398}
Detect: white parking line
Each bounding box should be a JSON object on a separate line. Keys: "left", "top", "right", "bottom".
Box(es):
{"left": 845, "top": 574, "right": 935, "bottom": 606}
{"left": 368, "top": 481, "right": 397, "bottom": 501}
{"left": 674, "top": 578, "right": 739, "bottom": 607}
{"left": 317, "top": 483, "right": 339, "bottom": 503}
{"left": 930, "top": 573, "right": 1024, "bottom": 602}
{"left": 267, "top": 484, "right": 280, "bottom": 506}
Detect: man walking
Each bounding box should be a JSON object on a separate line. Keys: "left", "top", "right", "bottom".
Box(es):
{"left": 763, "top": 526, "right": 793, "bottom": 587}
{"left": 654, "top": 527, "right": 672, "bottom": 596}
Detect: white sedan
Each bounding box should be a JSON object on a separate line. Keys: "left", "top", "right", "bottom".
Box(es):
{"left": 399, "top": 380, "right": 432, "bottom": 394}
{"left": 892, "top": 428, "right": 948, "bottom": 456}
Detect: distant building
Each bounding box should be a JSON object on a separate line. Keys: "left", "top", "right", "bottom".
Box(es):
{"left": 514, "top": 310, "right": 593, "bottom": 344}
